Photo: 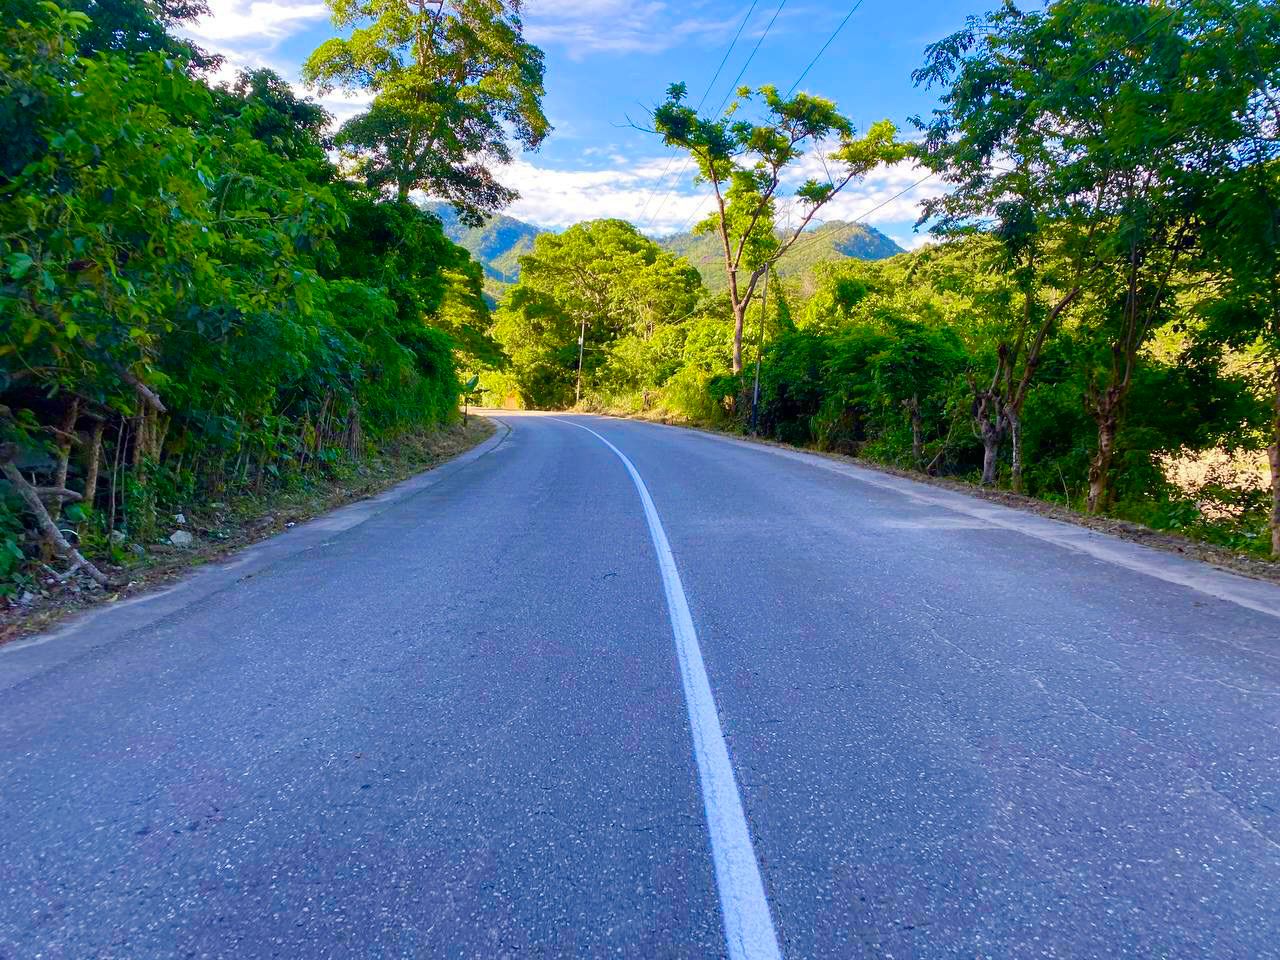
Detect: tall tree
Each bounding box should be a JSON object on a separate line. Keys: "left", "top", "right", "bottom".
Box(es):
{"left": 303, "top": 0, "right": 549, "bottom": 221}
{"left": 916, "top": 0, "right": 1275, "bottom": 512}
{"left": 1191, "top": 1, "right": 1280, "bottom": 553}
{"left": 488, "top": 220, "right": 702, "bottom": 407}
{"left": 652, "top": 83, "right": 906, "bottom": 374}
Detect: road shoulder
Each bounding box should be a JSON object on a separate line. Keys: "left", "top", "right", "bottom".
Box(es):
{"left": 593, "top": 414, "right": 1280, "bottom": 620}
{"left": 0, "top": 418, "right": 510, "bottom": 684}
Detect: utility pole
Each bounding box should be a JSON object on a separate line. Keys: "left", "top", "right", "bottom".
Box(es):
{"left": 575, "top": 315, "right": 587, "bottom": 405}
{"left": 750, "top": 269, "right": 769, "bottom": 435}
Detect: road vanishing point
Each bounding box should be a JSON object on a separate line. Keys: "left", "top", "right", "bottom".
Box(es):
{"left": 3, "top": 412, "right": 1280, "bottom": 958}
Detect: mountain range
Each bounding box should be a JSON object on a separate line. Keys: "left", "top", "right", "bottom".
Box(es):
{"left": 660, "top": 220, "right": 905, "bottom": 295}
{"left": 423, "top": 202, "right": 541, "bottom": 285}
{"left": 423, "top": 202, "right": 905, "bottom": 297}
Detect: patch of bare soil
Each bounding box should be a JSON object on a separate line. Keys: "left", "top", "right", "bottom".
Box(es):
{"left": 0, "top": 418, "right": 495, "bottom": 646}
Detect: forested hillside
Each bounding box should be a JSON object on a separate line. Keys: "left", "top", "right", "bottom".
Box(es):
{"left": 661, "top": 220, "right": 903, "bottom": 294}
{"left": 427, "top": 205, "right": 903, "bottom": 296}
{"left": 0, "top": 0, "right": 541, "bottom": 595}
{"left": 424, "top": 202, "right": 543, "bottom": 285}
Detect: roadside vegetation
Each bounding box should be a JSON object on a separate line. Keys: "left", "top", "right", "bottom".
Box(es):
{"left": 483, "top": 0, "right": 1280, "bottom": 561}
{"left": 0, "top": 0, "right": 542, "bottom": 599}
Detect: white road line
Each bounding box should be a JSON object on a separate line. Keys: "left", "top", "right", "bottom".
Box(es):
{"left": 552, "top": 417, "right": 783, "bottom": 960}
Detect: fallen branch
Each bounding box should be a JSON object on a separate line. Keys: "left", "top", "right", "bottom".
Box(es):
{"left": 42, "top": 424, "right": 84, "bottom": 446}
{"left": 39, "top": 562, "right": 74, "bottom": 584}
{"left": 35, "top": 486, "right": 83, "bottom": 504}
{"left": 0, "top": 445, "right": 116, "bottom": 588}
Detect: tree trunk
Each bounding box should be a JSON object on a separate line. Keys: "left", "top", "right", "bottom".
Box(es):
{"left": 907, "top": 397, "right": 923, "bottom": 466}
{"left": 974, "top": 388, "right": 1003, "bottom": 486}
{"left": 0, "top": 448, "right": 114, "bottom": 587}
{"left": 1007, "top": 408, "right": 1023, "bottom": 495}
{"left": 83, "top": 419, "right": 105, "bottom": 512}
{"left": 980, "top": 428, "right": 1000, "bottom": 486}
{"left": 731, "top": 300, "right": 746, "bottom": 374}
{"left": 50, "top": 400, "right": 79, "bottom": 521}
{"left": 1270, "top": 360, "right": 1280, "bottom": 557}
{"left": 1087, "top": 410, "right": 1119, "bottom": 515}
{"left": 345, "top": 401, "right": 363, "bottom": 458}
{"left": 132, "top": 410, "right": 149, "bottom": 469}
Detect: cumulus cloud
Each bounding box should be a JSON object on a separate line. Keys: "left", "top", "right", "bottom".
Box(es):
{"left": 493, "top": 155, "right": 712, "bottom": 234}
{"left": 184, "top": 0, "right": 329, "bottom": 44}
{"left": 795, "top": 160, "right": 943, "bottom": 227}
{"left": 891, "top": 232, "right": 935, "bottom": 251}
{"left": 492, "top": 150, "right": 943, "bottom": 241}
{"left": 315, "top": 88, "right": 375, "bottom": 125}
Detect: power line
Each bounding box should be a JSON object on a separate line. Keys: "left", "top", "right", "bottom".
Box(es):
{"left": 786, "top": 0, "right": 866, "bottom": 96}
{"left": 644, "top": 0, "right": 790, "bottom": 234}
{"left": 712, "top": 0, "right": 789, "bottom": 117}
{"left": 698, "top": 0, "right": 763, "bottom": 112}
{"left": 779, "top": 171, "right": 935, "bottom": 262}
{"left": 636, "top": 0, "right": 762, "bottom": 224}
{"left": 661, "top": 0, "right": 861, "bottom": 238}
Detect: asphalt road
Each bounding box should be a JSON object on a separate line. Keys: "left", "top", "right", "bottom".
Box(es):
{"left": 3, "top": 412, "right": 1280, "bottom": 959}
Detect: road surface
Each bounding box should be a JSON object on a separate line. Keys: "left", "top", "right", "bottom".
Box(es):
{"left": 3, "top": 412, "right": 1280, "bottom": 958}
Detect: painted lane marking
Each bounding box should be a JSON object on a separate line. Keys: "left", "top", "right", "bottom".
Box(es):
{"left": 551, "top": 416, "right": 782, "bottom": 960}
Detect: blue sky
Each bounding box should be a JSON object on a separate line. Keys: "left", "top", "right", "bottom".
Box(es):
{"left": 182, "top": 1, "right": 985, "bottom": 247}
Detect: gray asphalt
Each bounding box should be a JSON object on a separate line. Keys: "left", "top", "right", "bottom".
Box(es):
{"left": 2, "top": 412, "right": 1279, "bottom": 958}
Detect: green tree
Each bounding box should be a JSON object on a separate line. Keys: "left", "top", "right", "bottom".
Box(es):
{"left": 1184, "top": 2, "right": 1280, "bottom": 553}
{"left": 303, "top": 0, "right": 549, "bottom": 219}
{"left": 67, "top": 0, "right": 220, "bottom": 68}
{"left": 916, "top": 0, "right": 1277, "bottom": 512}
{"left": 652, "top": 82, "right": 907, "bottom": 373}
{"left": 487, "top": 220, "right": 703, "bottom": 407}
{"left": 870, "top": 317, "right": 966, "bottom": 468}
{"left": 1, "top": 2, "right": 482, "bottom": 589}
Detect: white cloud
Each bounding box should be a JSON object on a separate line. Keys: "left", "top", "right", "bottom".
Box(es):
{"left": 891, "top": 232, "right": 935, "bottom": 251}
{"left": 177, "top": 1, "right": 368, "bottom": 124}
{"left": 315, "top": 88, "right": 375, "bottom": 125}
{"left": 185, "top": 0, "right": 329, "bottom": 44}
{"left": 495, "top": 155, "right": 715, "bottom": 234}
{"left": 491, "top": 151, "right": 944, "bottom": 242}
{"left": 795, "top": 160, "right": 944, "bottom": 227}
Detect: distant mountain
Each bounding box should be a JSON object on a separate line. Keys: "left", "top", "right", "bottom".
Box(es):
{"left": 421, "top": 202, "right": 544, "bottom": 284}
{"left": 421, "top": 202, "right": 905, "bottom": 300}
{"left": 660, "top": 221, "right": 905, "bottom": 295}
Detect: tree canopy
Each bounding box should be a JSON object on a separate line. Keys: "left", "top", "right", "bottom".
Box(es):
{"left": 303, "top": 0, "right": 550, "bottom": 221}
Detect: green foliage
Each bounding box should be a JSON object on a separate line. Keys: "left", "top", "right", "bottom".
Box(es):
{"left": 302, "top": 0, "right": 549, "bottom": 217}
{"left": 486, "top": 220, "right": 703, "bottom": 408}
{"left": 915, "top": 0, "right": 1280, "bottom": 510}
{"left": 1, "top": 1, "right": 505, "bottom": 592}
{"left": 66, "top": 0, "right": 220, "bottom": 68}
{"left": 0, "top": 493, "right": 27, "bottom": 595}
